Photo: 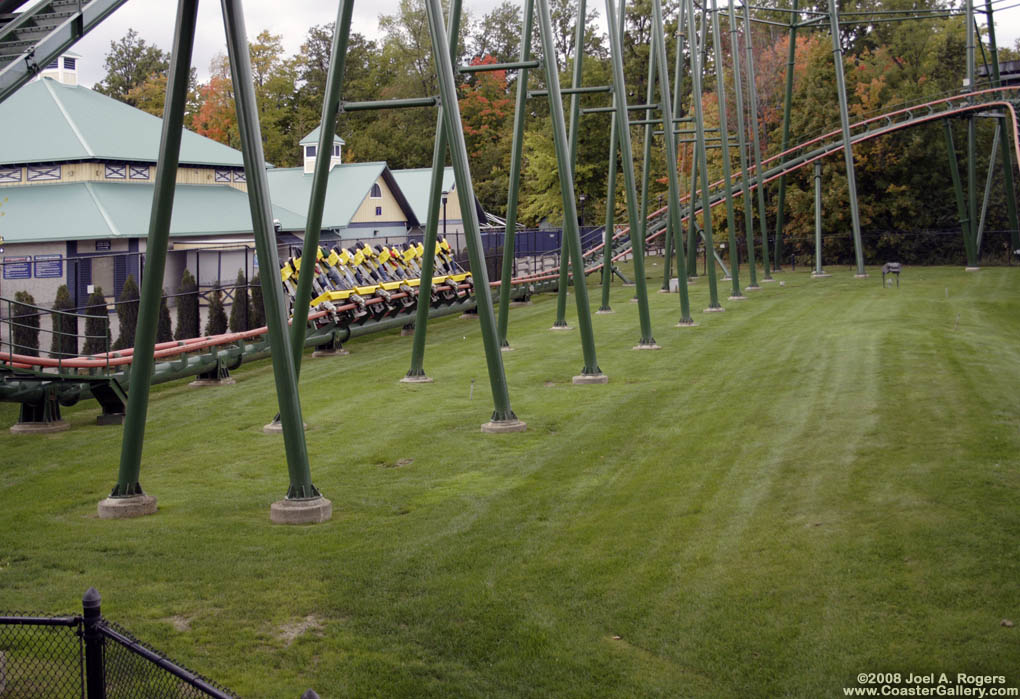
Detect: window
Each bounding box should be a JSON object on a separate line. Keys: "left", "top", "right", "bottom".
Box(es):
{"left": 129, "top": 165, "right": 149, "bottom": 180}
{"left": 105, "top": 164, "right": 126, "bottom": 179}
{"left": 375, "top": 206, "right": 382, "bottom": 216}
{"left": 370, "top": 183, "right": 382, "bottom": 198}
{"left": 305, "top": 145, "right": 316, "bottom": 158}
{"left": 232, "top": 170, "right": 246, "bottom": 183}
{"left": 332, "top": 145, "right": 340, "bottom": 157}
{"left": 215, "top": 169, "right": 231, "bottom": 183}
{"left": 45, "top": 60, "right": 58, "bottom": 70}
{"left": 63, "top": 57, "right": 76, "bottom": 70}
{"left": 27, "top": 165, "right": 60, "bottom": 181}
{"left": 0, "top": 167, "right": 21, "bottom": 183}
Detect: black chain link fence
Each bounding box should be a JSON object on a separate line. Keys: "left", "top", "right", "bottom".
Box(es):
{"left": 0, "top": 590, "right": 239, "bottom": 698}
{"left": 0, "top": 615, "right": 83, "bottom": 698}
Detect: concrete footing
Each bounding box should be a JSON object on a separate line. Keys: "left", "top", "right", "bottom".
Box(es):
{"left": 595, "top": 308, "right": 614, "bottom": 315}
{"left": 728, "top": 295, "right": 747, "bottom": 301}
{"left": 399, "top": 374, "right": 434, "bottom": 384}
{"left": 854, "top": 273, "right": 870, "bottom": 278}
{"left": 500, "top": 345, "right": 514, "bottom": 352}
{"left": 745, "top": 285, "right": 762, "bottom": 291}
{"left": 460, "top": 312, "right": 479, "bottom": 319}
{"left": 96, "top": 413, "right": 125, "bottom": 426}
{"left": 704, "top": 306, "right": 725, "bottom": 313}
{"left": 622, "top": 282, "right": 636, "bottom": 287}
{"left": 263, "top": 420, "right": 309, "bottom": 434}
{"left": 188, "top": 377, "right": 236, "bottom": 387}
{"left": 676, "top": 320, "right": 698, "bottom": 328}
{"left": 657, "top": 288, "right": 672, "bottom": 294}
{"left": 550, "top": 324, "right": 571, "bottom": 331}
{"left": 510, "top": 300, "right": 533, "bottom": 307}
{"left": 633, "top": 343, "right": 662, "bottom": 350}
{"left": 811, "top": 272, "right": 831, "bottom": 278}
{"left": 270, "top": 496, "right": 332, "bottom": 525}
{"left": 10, "top": 420, "right": 70, "bottom": 434}
{"left": 760, "top": 278, "right": 776, "bottom": 283}
{"left": 481, "top": 419, "right": 527, "bottom": 433}
{"left": 313, "top": 347, "right": 349, "bottom": 357}
{"left": 965, "top": 266, "right": 980, "bottom": 272}
{"left": 97, "top": 495, "right": 157, "bottom": 519}
{"left": 572, "top": 373, "right": 609, "bottom": 384}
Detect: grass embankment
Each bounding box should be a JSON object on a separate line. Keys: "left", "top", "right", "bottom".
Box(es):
{"left": 1, "top": 263, "right": 1018, "bottom": 697}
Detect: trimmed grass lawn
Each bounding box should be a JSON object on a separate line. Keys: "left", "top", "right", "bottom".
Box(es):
{"left": 1, "top": 263, "right": 1018, "bottom": 697}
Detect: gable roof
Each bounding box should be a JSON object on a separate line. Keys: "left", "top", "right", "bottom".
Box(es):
{"left": 391, "top": 166, "right": 486, "bottom": 222}
{"left": 0, "top": 78, "right": 244, "bottom": 167}
{"left": 0, "top": 182, "right": 304, "bottom": 243}
{"left": 266, "top": 162, "right": 418, "bottom": 229}
{"left": 299, "top": 126, "right": 346, "bottom": 147}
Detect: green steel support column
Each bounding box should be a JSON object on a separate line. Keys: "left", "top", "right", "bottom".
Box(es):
{"left": 290, "top": 0, "right": 354, "bottom": 376}
{"left": 976, "top": 122, "right": 1000, "bottom": 254}
{"left": 536, "top": 0, "right": 608, "bottom": 373}
{"left": 944, "top": 120, "right": 976, "bottom": 265}
{"left": 606, "top": 0, "right": 658, "bottom": 347}
{"left": 743, "top": 2, "right": 772, "bottom": 281}
{"left": 661, "top": 219, "right": 673, "bottom": 291}
{"left": 772, "top": 0, "right": 798, "bottom": 272}
{"left": 999, "top": 116, "right": 1020, "bottom": 251}
{"left": 651, "top": 0, "right": 693, "bottom": 324}
{"left": 639, "top": 35, "right": 658, "bottom": 292}
{"left": 496, "top": 0, "right": 535, "bottom": 347}
{"left": 728, "top": 0, "right": 758, "bottom": 289}
{"left": 687, "top": 0, "right": 722, "bottom": 311}
{"left": 109, "top": 0, "right": 198, "bottom": 503}
{"left": 685, "top": 7, "right": 700, "bottom": 279}
{"left": 827, "top": 0, "right": 866, "bottom": 277}
{"left": 964, "top": 0, "right": 979, "bottom": 268}
{"left": 406, "top": 0, "right": 463, "bottom": 379}
{"left": 710, "top": 0, "right": 742, "bottom": 299}
{"left": 423, "top": 0, "right": 527, "bottom": 425}
{"left": 599, "top": 110, "right": 618, "bottom": 313}
{"left": 812, "top": 160, "right": 828, "bottom": 277}
{"left": 222, "top": 0, "right": 320, "bottom": 498}
{"left": 552, "top": 0, "right": 588, "bottom": 330}
{"left": 662, "top": 4, "right": 687, "bottom": 293}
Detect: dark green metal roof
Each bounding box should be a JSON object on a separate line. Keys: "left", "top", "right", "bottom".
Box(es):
{"left": 0, "top": 78, "right": 245, "bottom": 167}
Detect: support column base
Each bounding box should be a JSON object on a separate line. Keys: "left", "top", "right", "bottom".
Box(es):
{"left": 188, "top": 377, "right": 236, "bottom": 387}
{"left": 854, "top": 273, "right": 870, "bottom": 278}
{"left": 595, "top": 308, "right": 614, "bottom": 315}
{"left": 657, "top": 288, "right": 672, "bottom": 294}
{"left": 728, "top": 295, "right": 747, "bottom": 301}
{"left": 270, "top": 496, "right": 332, "bottom": 525}
{"left": 263, "top": 421, "right": 309, "bottom": 434}
{"left": 811, "top": 272, "right": 831, "bottom": 278}
{"left": 509, "top": 300, "right": 533, "bottom": 307}
{"left": 633, "top": 343, "right": 662, "bottom": 350}
{"left": 500, "top": 345, "right": 514, "bottom": 352}
{"left": 96, "top": 413, "right": 125, "bottom": 426}
{"left": 704, "top": 306, "right": 725, "bottom": 313}
{"left": 572, "top": 373, "right": 609, "bottom": 384}
{"left": 622, "top": 282, "right": 636, "bottom": 287}
{"left": 760, "top": 278, "right": 775, "bottom": 283}
{"left": 10, "top": 420, "right": 70, "bottom": 434}
{"left": 460, "top": 312, "right": 479, "bottom": 319}
{"left": 97, "top": 495, "right": 157, "bottom": 519}
{"left": 400, "top": 374, "right": 434, "bottom": 384}
{"left": 676, "top": 320, "right": 698, "bottom": 328}
{"left": 964, "top": 266, "right": 980, "bottom": 272}
{"left": 745, "top": 285, "right": 762, "bottom": 291}
{"left": 550, "top": 324, "right": 572, "bottom": 331}
{"left": 481, "top": 419, "right": 527, "bottom": 433}
{"left": 313, "top": 347, "right": 349, "bottom": 357}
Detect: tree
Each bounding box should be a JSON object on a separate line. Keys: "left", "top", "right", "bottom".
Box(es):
{"left": 82, "top": 287, "right": 110, "bottom": 356}
{"left": 93, "top": 29, "right": 169, "bottom": 106}
{"left": 112, "top": 275, "right": 140, "bottom": 351}
{"left": 49, "top": 285, "right": 77, "bottom": 358}
{"left": 174, "top": 269, "right": 200, "bottom": 341}
{"left": 228, "top": 270, "right": 250, "bottom": 333}
{"left": 470, "top": 1, "right": 521, "bottom": 65}
{"left": 157, "top": 290, "right": 173, "bottom": 344}
{"left": 205, "top": 284, "right": 228, "bottom": 336}
{"left": 250, "top": 272, "right": 266, "bottom": 329}
{"left": 12, "top": 291, "right": 39, "bottom": 357}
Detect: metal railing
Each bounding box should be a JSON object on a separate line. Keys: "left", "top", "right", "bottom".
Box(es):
{"left": 0, "top": 588, "right": 238, "bottom": 698}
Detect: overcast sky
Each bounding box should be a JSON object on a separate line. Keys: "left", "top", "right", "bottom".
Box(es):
{"left": 68, "top": 0, "right": 1020, "bottom": 89}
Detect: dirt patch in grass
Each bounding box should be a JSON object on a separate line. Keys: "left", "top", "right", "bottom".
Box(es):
{"left": 278, "top": 615, "right": 325, "bottom": 646}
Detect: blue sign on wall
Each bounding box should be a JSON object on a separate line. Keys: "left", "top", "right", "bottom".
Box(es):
{"left": 33, "top": 254, "right": 63, "bottom": 278}
{"left": 2, "top": 256, "right": 30, "bottom": 280}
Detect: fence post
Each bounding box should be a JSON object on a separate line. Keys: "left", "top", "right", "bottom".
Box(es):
{"left": 82, "top": 588, "right": 105, "bottom": 699}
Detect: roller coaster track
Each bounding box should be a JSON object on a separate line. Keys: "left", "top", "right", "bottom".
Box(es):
{"left": 2, "top": 88, "right": 1018, "bottom": 423}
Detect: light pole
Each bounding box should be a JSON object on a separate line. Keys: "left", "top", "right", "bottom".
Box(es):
{"left": 441, "top": 190, "right": 448, "bottom": 241}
